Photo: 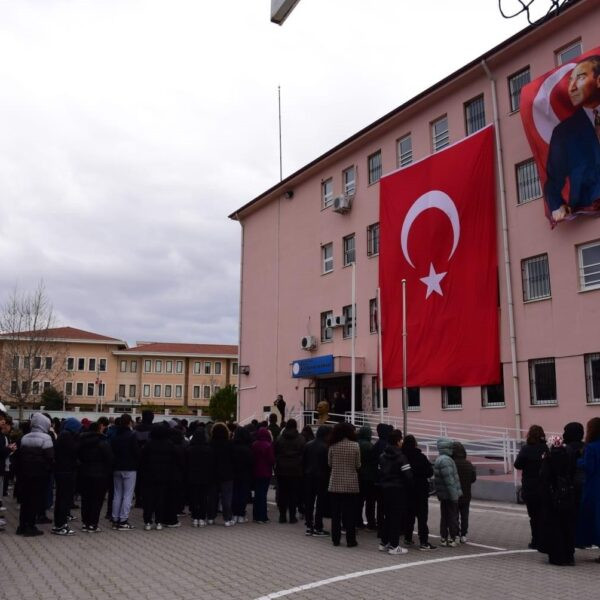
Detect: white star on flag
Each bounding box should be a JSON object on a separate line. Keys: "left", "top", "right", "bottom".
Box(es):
{"left": 420, "top": 263, "right": 447, "bottom": 298}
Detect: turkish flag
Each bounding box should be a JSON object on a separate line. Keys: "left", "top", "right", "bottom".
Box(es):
{"left": 379, "top": 125, "right": 499, "bottom": 388}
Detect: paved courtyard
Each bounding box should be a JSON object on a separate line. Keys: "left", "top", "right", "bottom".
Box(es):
{"left": 1, "top": 492, "right": 598, "bottom": 600}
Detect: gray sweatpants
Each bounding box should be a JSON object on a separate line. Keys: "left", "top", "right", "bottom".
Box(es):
{"left": 112, "top": 471, "right": 137, "bottom": 522}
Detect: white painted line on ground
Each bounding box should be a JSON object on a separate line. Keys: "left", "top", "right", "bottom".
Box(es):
{"left": 470, "top": 502, "right": 526, "bottom": 512}
{"left": 470, "top": 507, "right": 528, "bottom": 518}
{"left": 253, "top": 550, "right": 536, "bottom": 600}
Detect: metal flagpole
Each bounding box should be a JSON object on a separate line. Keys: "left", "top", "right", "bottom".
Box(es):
{"left": 376, "top": 287, "right": 384, "bottom": 423}
{"left": 278, "top": 85, "right": 283, "bottom": 182}
{"left": 351, "top": 260, "right": 356, "bottom": 425}
{"left": 402, "top": 279, "right": 408, "bottom": 436}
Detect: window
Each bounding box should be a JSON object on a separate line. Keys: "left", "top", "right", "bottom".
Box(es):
{"left": 204, "top": 362, "right": 212, "bottom": 375}
{"left": 397, "top": 134, "right": 412, "bottom": 167}
{"left": 76, "top": 382, "right": 84, "bottom": 396}
{"left": 23, "top": 356, "right": 30, "bottom": 369}
{"left": 77, "top": 358, "right": 85, "bottom": 371}
{"left": 232, "top": 362, "right": 238, "bottom": 375}
{"left": 175, "top": 385, "right": 183, "bottom": 398}
{"left": 367, "top": 223, "right": 379, "bottom": 256}
{"left": 144, "top": 360, "right": 152, "bottom": 373}
{"left": 194, "top": 361, "right": 201, "bottom": 374}
{"left": 66, "top": 357, "right": 75, "bottom": 371}
{"left": 321, "top": 178, "right": 333, "bottom": 208}
{"left": 372, "top": 378, "right": 388, "bottom": 410}
{"left": 585, "top": 353, "right": 600, "bottom": 404}
{"left": 320, "top": 310, "right": 333, "bottom": 342}
{"left": 529, "top": 358, "right": 557, "bottom": 405}
{"left": 88, "top": 358, "right": 96, "bottom": 372}
{"left": 407, "top": 388, "right": 421, "bottom": 411}
{"left": 464, "top": 95, "right": 485, "bottom": 135}
{"left": 369, "top": 298, "right": 378, "bottom": 333}
{"left": 32, "top": 381, "right": 40, "bottom": 395}
{"left": 203, "top": 385, "right": 211, "bottom": 399}
{"left": 214, "top": 385, "right": 221, "bottom": 394}
{"left": 432, "top": 115, "right": 449, "bottom": 151}
{"left": 143, "top": 384, "right": 150, "bottom": 398}
{"left": 442, "top": 387, "right": 462, "bottom": 409}
{"left": 44, "top": 357, "right": 52, "bottom": 370}
{"left": 214, "top": 361, "right": 222, "bottom": 375}
{"left": 556, "top": 41, "right": 582, "bottom": 65}
{"left": 155, "top": 360, "right": 162, "bottom": 373}
{"left": 193, "top": 385, "right": 200, "bottom": 399}
{"left": 322, "top": 243, "right": 333, "bottom": 274}
{"left": 342, "top": 304, "right": 354, "bottom": 339}
{"left": 522, "top": 254, "right": 551, "bottom": 301}
{"left": 578, "top": 241, "right": 600, "bottom": 291}
{"left": 131, "top": 360, "right": 137, "bottom": 373}
{"left": 154, "top": 385, "right": 161, "bottom": 398}
{"left": 98, "top": 383, "right": 105, "bottom": 397}
{"left": 21, "top": 381, "right": 28, "bottom": 394}
{"left": 99, "top": 358, "right": 107, "bottom": 372}
{"left": 87, "top": 383, "right": 94, "bottom": 396}
{"left": 43, "top": 381, "right": 50, "bottom": 392}
{"left": 508, "top": 67, "right": 530, "bottom": 112}
{"left": 120, "top": 360, "right": 127, "bottom": 373}
{"left": 516, "top": 159, "right": 542, "bottom": 204}
{"left": 343, "top": 234, "right": 355, "bottom": 266}
{"left": 164, "top": 384, "right": 172, "bottom": 398}
{"left": 482, "top": 369, "right": 505, "bottom": 407}
{"left": 343, "top": 166, "right": 355, "bottom": 196}
{"left": 129, "top": 385, "right": 136, "bottom": 398}
{"left": 166, "top": 360, "right": 173, "bottom": 373}
{"left": 119, "top": 384, "right": 126, "bottom": 397}
{"left": 10, "top": 380, "right": 17, "bottom": 395}
{"left": 12, "top": 355, "right": 19, "bottom": 369}
{"left": 65, "top": 382, "right": 73, "bottom": 396}
{"left": 368, "top": 150, "right": 382, "bottom": 184}
{"left": 32, "top": 356, "right": 41, "bottom": 370}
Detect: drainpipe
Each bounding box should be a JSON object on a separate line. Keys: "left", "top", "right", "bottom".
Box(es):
{"left": 236, "top": 216, "right": 245, "bottom": 423}
{"left": 481, "top": 58, "right": 522, "bottom": 439}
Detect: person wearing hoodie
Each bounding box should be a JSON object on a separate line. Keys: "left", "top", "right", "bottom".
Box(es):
{"left": 163, "top": 424, "right": 187, "bottom": 527}
{"left": 373, "top": 423, "right": 393, "bottom": 538}
{"left": 274, "top": 419, "right": 305, "bottom": 524}
{"left": 402, "top": 435, "right": 436, "bottom": 550}
{"left": 453, "top": 441, "right": 476, "bottom": 543}
{"left": 251, "top": 427, "right": 275, "bottom": 523}
{"left": 562, "top": 422, "right": 585, "bottom": 515}
{"left": 303, "top": 424, "right": 331, "bottom": 536}
{"left": 433, "top": 437, "right": 462, "bottom": 547}
{"left": 134, "top": 409, "right": 154, "bottom": 508}
{"left": 15, "top": 413, "right": 54, "bottom": 536}
{"left": 378, "top": 429, "right": 412, "bottom": 555}
{"left": 52, "top": 417, "right": 81, "bottom": 536}
{"left": 208, "top": 422, "right": 235, "bottom": 526}
{"left": 186, "top": 425, "right": 212, "bottom": 527}
{"left": 78, "top": 420, "right": 113, "bottom": 532}
{"left": 357, "top": 425, "right": 377, "bottom": 530}
{"left": 232, "top": 426, "right": 254, "bottom": 524}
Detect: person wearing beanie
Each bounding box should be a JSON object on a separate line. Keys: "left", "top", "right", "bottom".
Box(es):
{"left": 15, "top": 413, "right": 54, "bottom": 536}
{"left": 52, "top": 418, "right": 81, "bottom": 536}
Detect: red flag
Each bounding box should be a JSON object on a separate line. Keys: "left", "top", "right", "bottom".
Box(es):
{"left": 520, "top": 47, "right": 600, "bottom": 225}
{"left": 379, "top": 126, "right": 499, "bottom": 388}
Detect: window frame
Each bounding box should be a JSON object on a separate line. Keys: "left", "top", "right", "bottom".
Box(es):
{"left": 442, "top": 386, "right": 462, "bottom": 409}
{"left": 556, "top": 40, "right": 582, "bottom": 66}
{"left": 119, "top": 360, "right": 127, "bottom": 373}
{"left": 65, "top": 382, "right": 73, "bottom": 396}
{"left": 578, "top": 241, "right": 600, "bottom": 291}
{"left": 529, "top": 357, "right": 557, "bottom": 406}
{"left": 321, "top": 242, "right": 334, "bottom": 274}
{"left": 232, "top": 362, "right": 239, "bottom": 375}
{"left": 98, "top": 358, "right": 107, "bottom": 372}
{"left": 396, "top": 133, "right": 412, "bottom": 168}
{"left": 129, "top": 384, "right": 137, "bottom": 398}
{"left": 175, "top": 385, "right": 183, "bottom": 398}
{"left": 367, "top": 222, "right": 380, "bottom": 257}
{"left": 131, "top": 360, "right": 137, "bottom": 373}
{"left": 176, "top": 360, "right": 183, "bottom": 374}
{"left": 367, "top": 150, "right": 382, "bottom": 185}
{"left": 87, "top": 382, "right": 95, "bottom": 397}
{"left": 342, "top": 304, "right": 354, "bottom": 339}
{"left": 321, "top": 177, "right": 334, "bottom": 209}
{"left": 508, "top": 67, "right": 531, "bottom": 113}
{"left": 144, "top": 359, "right": 152, "bottom": 373}
{"left": 431, "top": 115, "right": 450, "bottom": 152}
{"left": 522, "top": 254, "right": 551, "bottom": 302}
{"left": 143, "top": 384, "right": 150, "bottom": 398}
{"left": 369, "top": 298, "right": 378, "bottom": 334}
{"left": 204, "top": 361, "right": 212, "bottom": 375}
{"left": 343, "top": 234, "right": 356, "bottom": 266}
{"left": 214, "top": 361, "right": 222, "bottom": 375}
{"left": 407, "top": 387, "right": 421, "bottom": 411}
{"left": 203, "top": 385, "right": 211, "bottom": 399}
{"left": 464, "top": 94, "right": 486, "bottom": 135}
{"left": 44, "top": 356, "right": 52, "bottom": 370}
{"left": 585, "top": 353, "right": 600, "bottom": 405}
{"left": 481, "top": 368, "right": 505, "bottom": 408}
{"left": 343, "top": 166, "right": 356, "bottom": 196}
{"left": 155, "top": 359, "right": 162, "bottom": 373}
{"left": 154, "top": 384, "right": 161, "bottom": 398}
{"left": 515, "top": 158, "right": 542, "bottom": 204}
{"left": 77, "top": 358, "right": 85, "bottom": 371}
{"left": 88, "top": 358, "right": 96, "bottom": 372}
{"left": 320, "top": 310, "right": 333, "bottom": 342}
{"left": 194, "top": 361, "right": 201, "bottom": 374}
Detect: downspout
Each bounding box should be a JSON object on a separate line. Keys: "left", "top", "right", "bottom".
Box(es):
{"left": 236, "top": 216, "right": 244, "bottom": 423}
{"left": 481, "top": 58, "right": 522, "bottom": 438}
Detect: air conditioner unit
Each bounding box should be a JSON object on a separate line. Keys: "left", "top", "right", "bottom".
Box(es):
{"left": 300, "top": 335, "right": 317, "bottom": 350}
{"left": 325, "top": 316, "right": 335, "bottom": 329}
{"left": 332, "top": 195, "right": 352, "bottom": 214}
{"left": 334, "top": 315, "right": 346, "bottom": 327}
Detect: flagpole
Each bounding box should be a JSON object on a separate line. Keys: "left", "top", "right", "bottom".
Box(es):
{"left": 351, "top": 260, "right": 356, "bottom": 425}
{"left": 376, "top": 287, "right": 384, "bottom": 423}
{"left": 402, "top": 278, "right": 408, "bottom": 436}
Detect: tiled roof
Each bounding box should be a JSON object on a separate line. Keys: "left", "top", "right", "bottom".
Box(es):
{"left": 122, "top": 342, "right": 238, "bottom": 356}
{"left": 0, "top": 326, "right": 124, "bottom": 343}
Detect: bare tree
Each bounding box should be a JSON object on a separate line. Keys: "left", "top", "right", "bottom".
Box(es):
{"left": 0, "top": 282, "right": 67, "bottom": 420}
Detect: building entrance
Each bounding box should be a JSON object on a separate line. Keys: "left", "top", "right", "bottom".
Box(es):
{"left": 303, "top": 375, "right": 362, "bottom": 416}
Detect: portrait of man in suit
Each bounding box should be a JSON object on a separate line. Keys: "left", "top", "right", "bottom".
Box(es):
{"left": 545, "top": 55, "right": 600, "bottom": 222}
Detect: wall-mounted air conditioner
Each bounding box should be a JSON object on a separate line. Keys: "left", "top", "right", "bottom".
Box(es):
{"left": 301, "top": 335, "right": 317, "bottom": 350}
{"left": 332, "top": 195, "right": 352, "bottom": 214}
{"left": 326, "top": 315, "right": 346, "bottom": 328}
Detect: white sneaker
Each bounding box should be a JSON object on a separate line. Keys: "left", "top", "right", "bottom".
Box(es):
{"left": 207, "top": 519, "right": 215, "bottom": 525}
{"left": 224, "top": 520, "right": 236, "bottom": 527}
{"left": 459, "top": 536, "right": 467, "bottom": 544}
{"left": 388, "top": 546, "right": 408, "bottom": 555}
{"left": 198, "top": 519, "right": 207, "bottom": 527}
{"left": 155, "top": 523, "right": 163, "bottom": 531}
{"left": 378, "top": 543, "right": 390, "bottom": 552}
{"left": 144, "top": 523, "right": 152, "bottom": 531}
{"left": 192, "top": 519, "right": 199, "bottom": 527}
{"left": 237, "top": 516, "right": 248, "bottom": 524}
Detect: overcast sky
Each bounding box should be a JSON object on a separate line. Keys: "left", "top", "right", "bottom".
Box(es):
{"left": 0, "top": 0, "right": 530, "bottom": 346}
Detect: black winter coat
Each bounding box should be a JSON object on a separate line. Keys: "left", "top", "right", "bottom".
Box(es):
{"left": 303, "top": 438, "right": 329, "bottom": 482}
{"left": 403, "top": 447, "right": 433, "bottom": 499}
{"left": 54, "top": 431, "right": 79, "bottom": 474}
{"left": 211, "top": 439, "right": 234, "bottom": 483}
{"left": 379, "top": 446, "right": 413, "bottom": 489}
{"left": 232, "top": 441, "right": 253, "bottom": 483}
{"left": 111, "top": 427, "right": 140, "bottom": 471}
{"left": 515, "top": 442, "right": 547, "bottom": 501}
{"left": 141, "top": 430, "right": 180, "bottom": 484}
{"left": 78, "top": 432, "right": 113, "bottom": 479}
{"left": 187, "top": 433, "right": 213, "bottom": 485}
{"left": 274, "top": 429, "right": 305, "bottom": 477}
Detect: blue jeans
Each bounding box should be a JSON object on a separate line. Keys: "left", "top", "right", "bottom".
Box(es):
{"left": 253, "top": 477, "right": 270, "bottom": 522}
{"left": 112, "top": 471, "right": 137, "bottom": 522}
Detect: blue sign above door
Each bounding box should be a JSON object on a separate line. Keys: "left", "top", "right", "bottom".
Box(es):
{"left": 291, "top": 354, "right": 334, "bottom": 378}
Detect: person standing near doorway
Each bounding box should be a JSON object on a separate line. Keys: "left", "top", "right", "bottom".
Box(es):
{"left": 274, "top": 395, "right": 286, "bottom": 424}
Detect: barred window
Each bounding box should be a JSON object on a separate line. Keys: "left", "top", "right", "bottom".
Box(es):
{"left": 508, "top": 67, "right": 530, "bottom": 112}
{"left": 321, "top": 178, "right": 333, "bottom": 208}
{"left": 320, "top": 310, "right": 333, "bottom": 342}
{"left": 367, "top": 222, "right": 379, "bottom": 256}
{"left": 397, "top": 134, "right": 413, "bottom": 167}
{"left": 529, "top": 358, "right": 557, "bottom": 405}
{"left": 516, "top": 159, "right": 542, "bottom": 204}
{"left": 368, "top": 151, "right": 382, "bottom": 184}
{"left": 442, "top": 386, "right": 462, "bottom": 409}
{"left": 407, "top": 387, "right": 421, "bottom": 411}
{"left": 522, "top": 254, "right": 551, "bottom": 301}
{"left": 465, "top": 95, "right": 485, "bottom": 135}
{"left": 432, "top": 116, "right": 449, "bottom": 151}
{"left": 482, "top": 368, "right": 505, "bottom": 407}
{"left": 585, "top": 353, "right": 600, "bottom": 405}
{"left": 578, "top": 241, "right": 600, "bottom": 291}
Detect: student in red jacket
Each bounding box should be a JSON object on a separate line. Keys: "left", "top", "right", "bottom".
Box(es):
{"left": 251, "top": 427, "right": 275, "bottom": 523}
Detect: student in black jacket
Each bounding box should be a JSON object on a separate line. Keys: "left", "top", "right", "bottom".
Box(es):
{"left": 232, "top": 426, "right": 253, "bottom": 524}
{"left": 187, "top": 424, "right": 212, "bottom": 527}
{"left": 303, "top": 425, "right": 331, "bottom": 536}
{"left": 163, "top": 424, "right": 187, "bottom": 527}
{"left": 208, "top": 423, "right": 235, "bottom": 526}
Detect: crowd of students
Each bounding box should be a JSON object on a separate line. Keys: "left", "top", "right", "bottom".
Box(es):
{"left": 0, "top": 408, "right": 599, "bottom": 566}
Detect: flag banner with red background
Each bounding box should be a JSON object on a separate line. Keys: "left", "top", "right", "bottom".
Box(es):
{"left": 520, "top": 47, "right": 600, "bottom": 226}
{"left": 379, "top": 125, "right": 499, "bottom": 388}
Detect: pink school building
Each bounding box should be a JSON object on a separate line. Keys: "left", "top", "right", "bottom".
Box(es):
{"left": 231, "top": 0, "right": 600, "bottom": 434}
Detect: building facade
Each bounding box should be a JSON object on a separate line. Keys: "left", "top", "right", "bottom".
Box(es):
{"left": 231, "top": 0, "right": 600, "bottom": 433}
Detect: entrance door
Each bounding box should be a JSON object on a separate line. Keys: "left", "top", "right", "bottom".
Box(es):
{"left": 315, "top": 375, "right": 362, "bottom": 416}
